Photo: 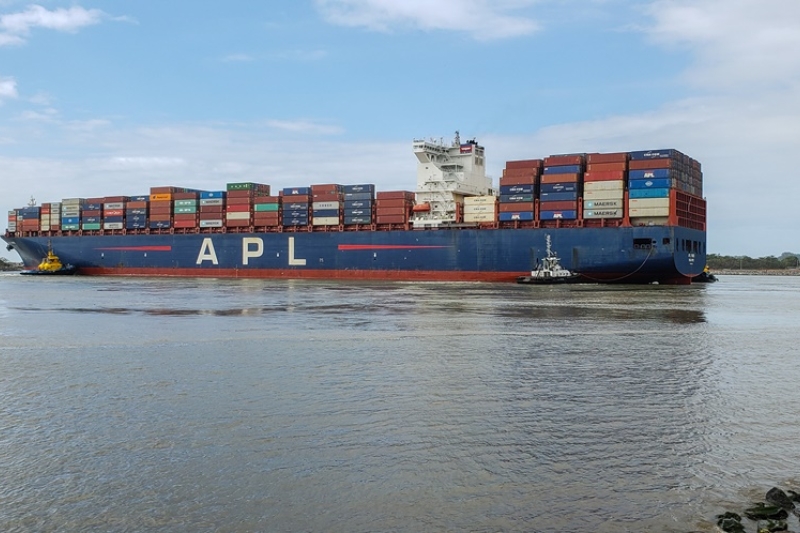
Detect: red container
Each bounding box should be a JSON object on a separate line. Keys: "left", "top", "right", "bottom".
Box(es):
{"left": 103, "top": 196, "right": 130, "bottom": 203}
{"left": 174, "top": 213, "right": 197, "bottom": 221}
{"left": 150, "top": 214, "right": 171, "bottom": 222}
{"left": 150, "top": 200, "right": 172, "bottom": 209}
{"left": 226, "top": 196, "right": 253, "bottom": 206}
{"left": 226, "top": 204, "right": 251, "bottom": 213}
{"left": 282, "top": 194, "right": 311, "bottom": 202}
{"left": 584, "top": 170, "right": 626, "bottom": 182}
{"left": 173, "top": 192, "right": 198, "bottom": 200}
{"left": 104, "top": 209, "right": 124, "bottom": 217}
{"left": 226, "top": 190, "right": 255, "bottom": 199}
{"left": 173, "top": 219, "right": 198, "bottom": 229}
{"left": 254, "top": 213, "right": 280, "bottom": 223}
{"left": 127, "top": 201, "right": 148, "bottom": 209}
{"left": 539, "top": 200, "right": 577, "bottom": 211}
{"left": 499, "top": 202, "right": 535, "bottom": 212}
{"left": 376, "top": 215, "right": 407, "bottom": 224}
{"left": 376, "top": 191, "right": 415, "bottom": 200}
{"left": 376, "top": 198, "right": 411, "bottom": 208}
{"left": 150, "top": 206, "right": 172, "bottom": 216}
{"left": 375, "top": 207, "right": 408, "bottom": 216}
{"left": 540, "top": 173, "right": 579, "bottom": 184}
{"left": 310, "top": 184, "right": 342, "bottom": 195}
{"left": 254, "top": 195, "right": 281, "bottom": 203}
{"left": 503, "top": 167, "right": 539, "bottom": 178}
{"left": 199, "top": 212, "right": 223, "bottom": 220}
{"left": 544, "top": 154, "right": 584, "bottom": 166}
{"left": 312, "top": 192, "right": 342, "bottom": 202}
{"left": 587, "top": 162, "right": 627, "bottom": 172}
{"left": 499, "top": 174, "right": 537, "bottom": 186}
{"left": 82, "top": 210, "right": 102, "bottom": 217}
{"left": 628, "top": 158, "right": 676, "bottom": 170}
{"left": 505, "top": 159, "right": 542, "bottom": 170}
{"left": 586, "top": 152, "right": 628, "bottom": 164}
{"left": 200, "top": 205, "right": 223, "bottom": 213}
{"left": 85, "top": 197, "right": 105, "bottom": 204}
{"left": 150, "top": 186, "right": 181, "bottom": 194}
{"left": 225, "top": 219, "right": 250, "bottom": 228}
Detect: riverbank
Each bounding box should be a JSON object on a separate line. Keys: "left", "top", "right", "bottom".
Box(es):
{"left": 714, "top": 269, "right": 800, "bottom": 276}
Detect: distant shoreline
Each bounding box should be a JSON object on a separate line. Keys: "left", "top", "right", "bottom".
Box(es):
{"left": 713, "top": 269, "right": 800, "bottom": 276}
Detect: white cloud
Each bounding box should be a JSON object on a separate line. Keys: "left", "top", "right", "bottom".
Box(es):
{"left": 222, "top": 53, "right": 254, "bottom": 63}
{"left": 645, "top": 0, "right": 800, "bottom": 90}
{"left": 0, "top": 4, "right": 105, "bottom": 45}
{"left": 315, "top": 0, "right": 539, "bottom": 40}
{"left": 0, "top": 76, "right": 17, "bottom": 102}
{"left": 266, "top": 119, "right": 344, "bottom": 135}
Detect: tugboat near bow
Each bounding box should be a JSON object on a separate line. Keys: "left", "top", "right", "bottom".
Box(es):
{"left": 517, "top": 235, "right": 581, "bottom": 284}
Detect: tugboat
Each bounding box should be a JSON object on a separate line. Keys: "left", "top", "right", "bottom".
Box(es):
{"left": 20, "top": 244, "right": 78, "bottom": 276}
{"left": 516, "top": 235, "right": 581, "bottom": 284}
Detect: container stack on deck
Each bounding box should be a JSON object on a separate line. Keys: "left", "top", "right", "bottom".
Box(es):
{"left": 199, "top": 191, "right": 224, "bottom": 228}
{"left": 102, "top": 196, "right": 126, "bottom": 230}
{"left": 282, "top": 187, "right": 311, "bottom": 227}
{"left": 498, "top": 159, "right": 540, "bottom": 223}
{"left": 253, "top": 192, "right": 280, "bottom": 228}
{"left": 126, "top": 195, "right": 149, "bottom": 230}
{"left": 311, "top": 184, "right": 343, "bottom": 226}
{"left": 226, "top": 183, "right": 268, "bottom": 229}
{"left": 7, "top": 210, "right": 17, "bottom": 234}
{"left": 173, "top": 191, "right": 198, "bottom": 230}
{"left": 343, "top": 184, "right": 374, "bottom": 226}
{"left": 540, "top": 155, "right": 583, "bottom": 222}
{"left": 61, "top": 198, "right": 83, "bottom": 231}
{"left": 375, "top": 191, "right": 414, "bottom": 225}
{"left": 583, "top": 152, "right": 627, "bottom": 224}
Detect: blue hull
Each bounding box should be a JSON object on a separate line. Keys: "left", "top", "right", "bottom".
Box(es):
{"left": 3, "top": 225, "right": 706, "bottom": 283}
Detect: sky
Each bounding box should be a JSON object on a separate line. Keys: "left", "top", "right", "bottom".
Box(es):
{"left": 1, "top": 0, "right": 799, "bottom": 261}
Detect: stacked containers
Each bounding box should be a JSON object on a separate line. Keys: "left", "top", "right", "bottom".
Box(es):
{"left": 253, "top": 193, "right": 281, "bottom": 227}
{"left": 48, "top": 202, "right": 62, "bottom": 231}
{"left": 61, "top": 198, "right": 84, "bottom": 230}
{"left": 627, "top": 149, "right": 698, "bottom": 225}
{"left": 226, "top": 182, "right": 269, "bottom": 228}
{"left": 149, "top": 187, "right": 176, "bottom": 229}
{"left": 583, "top": 152, "right": 627, "bottom": 221}
{"left": 463, "top": 196, "right": 497, "bottom": 224}
{"left": 39, "top": 203, "right": 51, "bottom": 232}
{"left": 540, "top": 154, "right": 583, "bottom": 221}
{"left": 282, "top": 186, "right": 311, "bottom": 227}
{"left": 498, "top": 159, "right": 540, "bottom": 222}
{"left": 173, "top": 191, "right": 199, "bottom": 229}
{"left": 199, "top": 191, "right": 225, "bottom": 228}
{"left": 375, "top": 191, "right": 414, "bottom": 224}
{"left": 17, "top": 206, "right": 40, "bottom": 233}
{"left": 343, "top": 184, "right": 375, "bottom": 225}
{"left": 7, "top": 210, "right": 17, "bottom": 233}
{"left": 311, "top": 184, "right": 343, "bottom": 226}
{"left": 103, "top": 196, "right": 128, "bottom": 230}
{"left": 126, "top": 195, "right": 149, "bottom": 230}
{"left": 82, "top": 197, "right": 104, "bottom": 230}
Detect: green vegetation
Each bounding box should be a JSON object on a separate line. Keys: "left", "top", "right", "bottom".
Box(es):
{"left": 707, "top": 253, "right": 800, "bottom": 270}
{"left": 0, "top": 257, "right": 22, "bottom": 271}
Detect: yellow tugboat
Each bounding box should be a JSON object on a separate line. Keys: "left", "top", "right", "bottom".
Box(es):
{"left": 20, "top": 245, "right": 78, "bottom": 276}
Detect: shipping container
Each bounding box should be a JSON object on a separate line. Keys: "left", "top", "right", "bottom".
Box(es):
{"left": 499, "top": 194, "right": 534, "bottom": 203}
{"left": 342, "top": 184, "right": 376, "bottom": 195}
{"left": 584, "top": 199, "right": 623, "bottom": 209}
{"left": 312, "top": 217, "right": 340, "bottom": 226}
{"left": 629, "top": 197, "right": 671, "bottom": 209}
{"left": 498, "top": 211, "right": 534, "bottom": 222}
{"left": 540, "top": 182, "right": 579, "bottom": 194}
{"left": 540, "top": 173, "right": 580, "bottom": 184}
{"left": 540, "top": 210, "right": 577, "bottom": 220}
{"left": 343, "top": 216, "right": 372, "bottom": 225}
{"left": 583, "top": 189, "right": 625, "bottom": 201}
{"left": 586, "top": 152, "right": 628, "bottom": 164}
{"left": 583, "top": 180, "right": 624, "bottom": 192}
{"left": 628, "top": 188, "right": 670, "bottom": 199}
{"left": 499, "top": 174, "right": 537, "bottom": 186}
{"left": 505, "top": 159, "right": 542, "bottom": 170}
{"left": 584, "top": 209, "right": 622, "bottom": 219}
{"left": 543, "top": 164, "right": 582, "bottom": 175}
{"left": 254, "top": 203, "right": 279, "bottom": 212}
{"left": 539, "top": 200, "right": 578, "bottom": 212}
{"left": 499, "top": 184, "right": 534, "bottom": 195}
{"left": 539, "top": 191, "right": 578, "bottom": 202}
{"left": 499, "top": 202, "right": 535, "bottom": 213}
{"left": 464, "top": 196, "right": 496, "bottom": 205}
{"left": 200, "top": 191, "right": 226, "bottom": 200}
{"left": 313, "top": 201, "right": 341, "bottom": 211}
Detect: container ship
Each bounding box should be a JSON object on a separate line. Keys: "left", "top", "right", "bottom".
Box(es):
{"left": 2, "top": 134, "right": 707, "bottom": 284}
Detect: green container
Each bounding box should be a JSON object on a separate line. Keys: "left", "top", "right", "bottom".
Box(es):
{"left": 81, "top": 223, "right": 101, "bottom": 230}
{"left": 174, "top": 199, "right": 197, "bottom": 207}
{"left": 61, "top": 224, "right": 79, "bottom": 230}
{"left": 254, "top": 203, "right": 279, "bottom": 212}
{"left": 174, "top": 206, "right": 198, "bottom": 214}
{"left": 227, "top": 182, "right": 255, "bottom": 191}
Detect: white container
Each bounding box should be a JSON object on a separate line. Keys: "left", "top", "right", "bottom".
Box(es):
{"left": 583, "top": 189, "right": 624, "bottom": 201}
{"left": 226, "top": 212, "right": 251, "bottom": 220}
{"left": 630, "top": 216, "right": 669, "bottom": 226}
{"left": 103, "top": 222, "right": 124, "bottom": 230}
{"left": 312, "top": 216, "right": 340, "bottom": 226}
{"left": 583, "top": 199, "right": 623, "bottom": 209}
{"left": 629, "top": 198, "right": 670, "bottom": 209}
{"left": 312, "top": 201, "right": 340, "bottom": 210}
{"left": 629, "top": 207, "right": 670, "bottom": 217}
{"left": 464, "top": 212, "right": 496, "bottom": 222}
{"left": 584, "top": 180, "right": 623, "bottom": 191}
{"left": 583, "top": 209, "right": 623, "bottom": 219}
{"left": 103, "top": 202, "right": 124, "bottom": 210}
{"left": 464, "top": 195, "right": 496, "bottom": 205}
{"left": 463, "top": 203, "right": 497, "bottom": 214}
{"left": 199, "top": 219, "right": 223, "bottom": 228}
{"left": 200, "top": 198, "right": 224, "bottom": 206}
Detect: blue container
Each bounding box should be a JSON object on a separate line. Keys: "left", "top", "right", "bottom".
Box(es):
{"left": 150, "top": 221, "right": 172, "bottom": 229}
{"left": 284, "top": 210, "right": 310, "bottom": 218}
{"left": 628, "top": 149, "right": 678, "bottom": 161}
{"left": 126, "top": 221, "right": 148, "bottom": 229}
{"left": 628, "top": 178, "right": 674, "bottom": 189}
{"left": 282, "top": 218, "right": 309, "bottom": 226}
{"left": 130, "top": 195, "right": 150, "bottom": 202}
{"left": 499, "top": 184, "right": 534, "bottom": 195}
{"left": 499, "top": 194, "right": 534, "bottom": 203}
{"left": 126, "top": 208, "right": 148, "bottom": 216}
{"left": 629, "top": 188, "right": 670, "bottom": 199}
{"left": 540, "top": 210, "right": 578, "bottom": 220}
{"left": 344, "top": 200, "right": 372, "bottom": 209}
{"left": 540, "top": 191, "right": 578, "bottom": 202}
{"left": 344, "top": 216, "right": 372, "bottom": 225}
{"left": 498, "top": 211, "right": 534, "bottom": 222}
{"left": 85, "top": 203, "right": 102, "bottom": 211}
{"left": 629, "top": 169, "right": 674, "bottom": 180}
{"left": 283, "top": 202, "right": 309, "bottom": 211}
{"left": 283, "top": 186, "right": 311, "bottom": 196}
{"left": 342, "top": 184, "right": 375, "bottom": 195}
{"left": 200, "top": 191, "right": 226, "bottom": 199}
{"left": 312, "top": 208, "right": 339, "bottom": 218}
{"left": 127, "top": 215, "right": 147, "bottom": 223}
{"left": 344, "top": 208, "right": 371, "bottom": 217}
{"left": 83, "top": 216, "right": 101, "bottom": 224}
{"left": 543, "top": 164, "right": 582, "bottom": 174}
{"left": 540, "top": 182, "right": 578, "bottom": 193}
{"left": 103, "top": 216, "right": 124, "bottom": 223}
{"left": 61, "top": 217, "right": 80, "bottom": 225}
{"left": 343, "top": 192, "right": 374, "bottom": 201}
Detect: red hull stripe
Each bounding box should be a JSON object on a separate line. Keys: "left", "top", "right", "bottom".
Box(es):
{"left": 78, "top": 266, "right": 521, "bottom": 282}
{"left": 337, "top": 244, "right": 449, "bottom": 251}
{"left": 95, "top": 246, "right": 172, "bottom": 252}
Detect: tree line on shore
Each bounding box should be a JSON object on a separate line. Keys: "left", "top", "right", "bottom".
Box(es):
{"left": 707, "top": 253, "right": 800, "bottom": 270}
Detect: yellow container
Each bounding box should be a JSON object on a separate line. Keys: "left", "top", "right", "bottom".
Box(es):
{"left": 150, "top": 193, "right": 173, "bottom": 201}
